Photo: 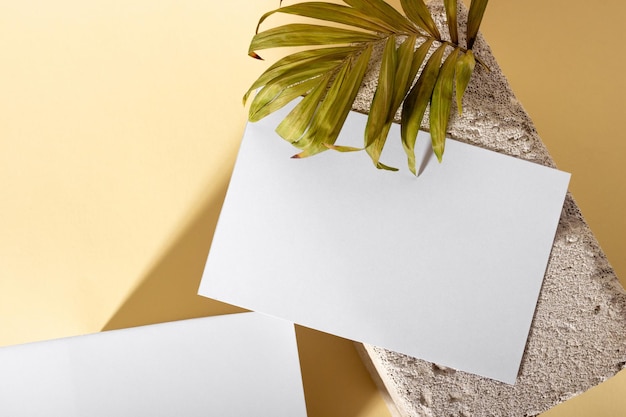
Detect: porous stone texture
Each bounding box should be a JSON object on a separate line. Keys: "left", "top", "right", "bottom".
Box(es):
{"left": 351, "top": 3, "right": 626, "bottom": 417}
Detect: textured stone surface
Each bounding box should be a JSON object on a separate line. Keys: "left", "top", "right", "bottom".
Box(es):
{"left": 352, "top": 4, "right": 626, "bottom": 417}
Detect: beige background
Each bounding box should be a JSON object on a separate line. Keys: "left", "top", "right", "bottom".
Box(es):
{"left": 0, "top": 1, "right": 623, "bottom": 416}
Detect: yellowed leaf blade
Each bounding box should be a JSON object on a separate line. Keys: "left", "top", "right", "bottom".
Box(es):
{"left": 243, "top": 46, "right": 360, "bottom": 104}
{"left": 388, "top": 35, "right": 418, "bottom": 118}
{"left": 443, "top": 0, "right": 458, "bottom": 44}
{"left": 257, "top": 2, "right": 396, "bottom": 34}
{"left": 366, "top": 36, "right": 428, "bottom": 171}
{"left": 366, "top": 123, "right": 397, "bottom": 170}
{"left": 249, "top": 77, "right": 321, "bottom": 122}
{"left": 248, "top": 60, "right": 340, "bottom": 121}
{"left": 249, "top": 24, "right": 381, "bottom": 56}
{"left": 455, "top": 50, "right": 476, "bottom": 115}
{"left": 292, "top": 61, "right": 350, "bottom": 152}
{"left": 313, "top": 44, "right": 373, "bottom": 147}
{"left": 400, "top": 43, "right": 446, "bottom": 175}
{"left": 365, "top": 35, "right": 397, "bottom": 150}
{"left": 343, "top": 0, "right": 417, "bottom": 34}
{"left": 275, "top": 73, "right": 332, "bottom": 142}
{"left": 323, "top": 143, "right": 363, "bottom": 152}
{"left": 405, "top": 38, "right": 434, "bottom": 93}
{"left": 467, "top": 0, "right": 489, "bottom": 49}
{"left": 430, "top": 48, "right": 460, "bottom": 162}
{"left": 293, "top": 44, "right": 373, "bottom": 157}
{"left": 399, "top": 0, "right": 441, "bottom": 40}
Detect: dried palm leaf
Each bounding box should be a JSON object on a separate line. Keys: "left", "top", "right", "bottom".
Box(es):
{"left": 245, "top": 0, "right": 490, "bottom": 172}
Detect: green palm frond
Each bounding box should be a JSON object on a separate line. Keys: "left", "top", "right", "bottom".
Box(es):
{"left": 245, "top": 0, "right": 490, "bottom": 173}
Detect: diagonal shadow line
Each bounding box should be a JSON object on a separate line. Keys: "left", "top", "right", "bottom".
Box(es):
{"left": 100, "top": 156, "right": 391, "bottom": 417}
{"left": 417, "top": 141, "right": 435, "bottom": 176}
{"left": 101, "top": 176, "right": 246, "bottom": 332}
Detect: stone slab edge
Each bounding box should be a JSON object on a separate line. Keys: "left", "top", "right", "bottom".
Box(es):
{"left": 350, "top": 3, "right": 626, "bottom": 417}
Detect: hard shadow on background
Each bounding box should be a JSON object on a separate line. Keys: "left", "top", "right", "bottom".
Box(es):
{"left": 101, "top": 174, "right": 390, "bottom": 417}
{"left": 101, "top": 178, "right": 244, "bottom": 330}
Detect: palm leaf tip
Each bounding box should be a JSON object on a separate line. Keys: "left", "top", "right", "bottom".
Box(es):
{"left": 433, "top": 143, "right": 445, "bottom": 163}
{"left": 249, "top": 51, "right": 263, "bottom": 60}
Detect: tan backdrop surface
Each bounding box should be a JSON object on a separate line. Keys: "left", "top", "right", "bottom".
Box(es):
{"left": 0, "top": 1, "right": 623, "bottom": 416}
